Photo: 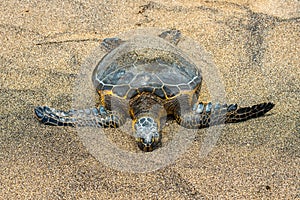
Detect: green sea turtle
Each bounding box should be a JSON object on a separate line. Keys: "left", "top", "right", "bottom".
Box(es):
{"left": 34, "top": 29, "right": 274, "bottom": 152}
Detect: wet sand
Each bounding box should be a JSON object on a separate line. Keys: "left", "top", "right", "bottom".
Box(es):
{"left": 1, "top": 0, "right": 299, "bottom": 199}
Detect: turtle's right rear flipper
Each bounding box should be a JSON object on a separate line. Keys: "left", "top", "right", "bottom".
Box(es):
{"left": 34, "top": 106, "right": 125, "bottom": 128}
{"left": 34, "top": 106, "right": 75, "bottom": 127}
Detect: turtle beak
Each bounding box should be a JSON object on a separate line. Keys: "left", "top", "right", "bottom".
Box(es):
{"left": 139, "top": 143, "right": 153, "bottom": 152}
{"left": 136, "top": 133, "right": 161, "bottom": 152}
{"left": 136, "top": 139, "right": 155, "bottom": 152}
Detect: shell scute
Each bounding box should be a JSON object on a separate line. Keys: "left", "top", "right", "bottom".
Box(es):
{"left": 127, "top": 89, "right": 139, "bottom": 99}
{"left": 112, "top": 85, "right": 130, "bottom": 98}
{"left": 153, "top": 88, "right": 166, "bottom": 99}
{"left": 103, "top": 85, "right": 113, "bottom": 91}
{"left": 163, "top": 85, "right": 180, "bottom": 98}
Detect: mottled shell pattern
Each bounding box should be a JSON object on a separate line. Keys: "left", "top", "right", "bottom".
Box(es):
{"left": 92, "top": 34, "right": 202, "bottom": 100}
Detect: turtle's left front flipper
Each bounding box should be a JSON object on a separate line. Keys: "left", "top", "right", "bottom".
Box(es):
{"left": 176, "top": 102, "right": 275, "bottom": 129}
{"left": 34, "top": 106, "right": 125, "bottom": 128}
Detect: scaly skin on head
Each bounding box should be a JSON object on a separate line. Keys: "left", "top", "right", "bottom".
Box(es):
{"left": 133, "top": 116, "right": 161, "bottom": 152}
{"left": 129, "top": 93, "right": 166, "bottom": 151}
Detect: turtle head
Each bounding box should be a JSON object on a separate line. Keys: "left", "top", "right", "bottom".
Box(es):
{"left": 134, "top": 117, "right": 161, "bottom": 152}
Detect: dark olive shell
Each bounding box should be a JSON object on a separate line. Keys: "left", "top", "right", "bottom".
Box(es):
{"left": 92, "top": 38, "right": 201, "bottom": 100}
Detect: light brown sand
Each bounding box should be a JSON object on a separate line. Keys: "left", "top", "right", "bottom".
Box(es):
{"left": 1, "top": 0, "right": 299, "bottom": 199}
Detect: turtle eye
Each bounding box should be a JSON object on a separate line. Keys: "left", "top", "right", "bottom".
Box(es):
{"left": 135, "top": 137, "right": 143, "bottom": 143}
{"left": 153, "top": 132, "right": 159, "bottom": 138}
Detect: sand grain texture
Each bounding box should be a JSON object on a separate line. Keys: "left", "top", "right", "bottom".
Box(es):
{"left": 1, "top": 0, "right": 299, "bottom": 199}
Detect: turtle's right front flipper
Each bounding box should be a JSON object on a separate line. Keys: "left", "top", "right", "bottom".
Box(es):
{"left": 176, "top": 102, "right": 275, "bottom": 129}
{"left": 34, "top": 106, "right": 125, "bottom": 128}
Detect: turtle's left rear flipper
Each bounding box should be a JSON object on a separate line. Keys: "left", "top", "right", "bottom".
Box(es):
{"left": 225, "top": 102, "right": 274, "bottom": 123}
{"left": 176, "top": 102, "right": 275, "bottom": 129}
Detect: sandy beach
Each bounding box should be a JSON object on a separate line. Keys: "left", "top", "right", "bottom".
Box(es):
{"left": 0, "top": 0, "right": 299, "bottom": 199}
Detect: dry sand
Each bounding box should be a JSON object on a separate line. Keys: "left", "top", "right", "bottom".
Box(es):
{"left": 0, "top": 0, "right": 299, "bottom": 199}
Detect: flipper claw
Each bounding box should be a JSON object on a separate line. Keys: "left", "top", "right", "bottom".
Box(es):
{"left": 99, "top": 106, "right": 107, "bottom": 115}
